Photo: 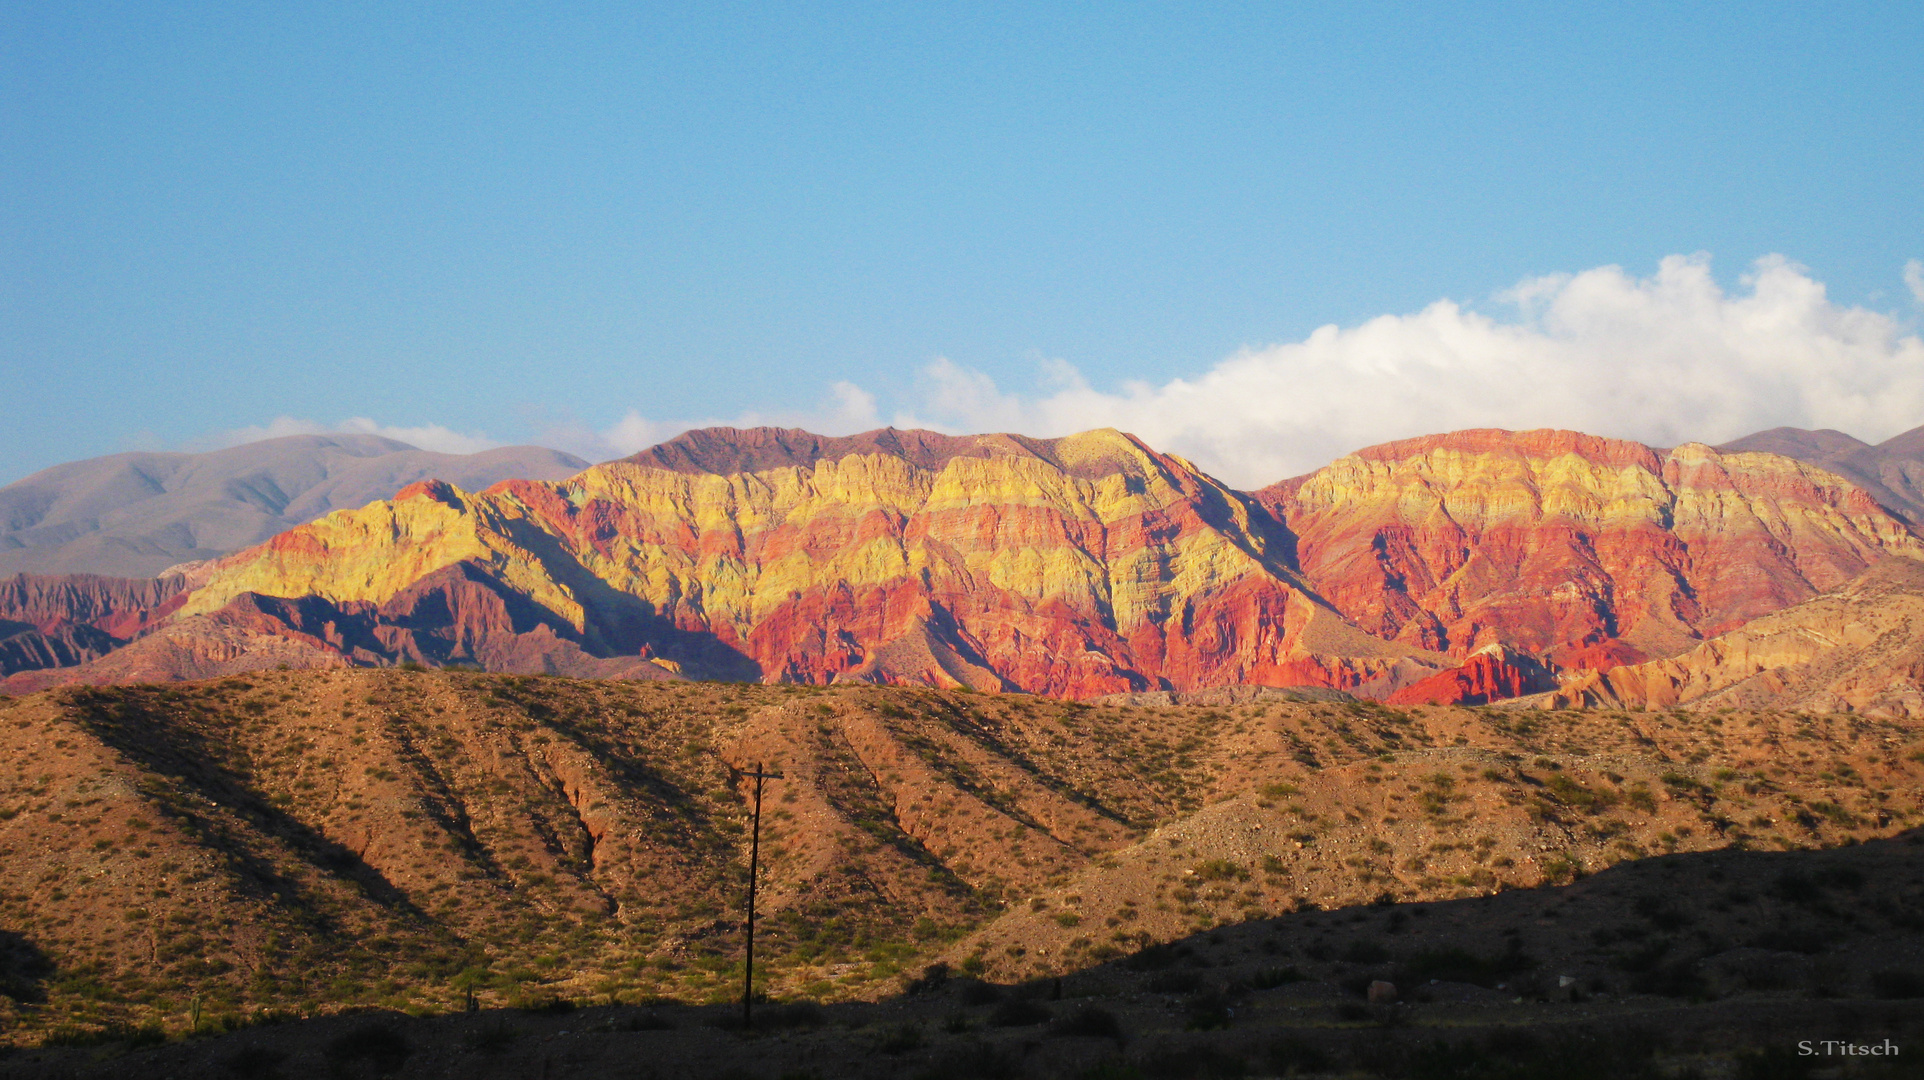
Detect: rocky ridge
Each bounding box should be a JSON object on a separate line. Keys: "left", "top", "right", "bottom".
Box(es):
{"left": 1256, "top": 428, "right": 1923, "bottom": 669}
{"left": 1721, "top": 422, "right": 1924, "bottom": 525}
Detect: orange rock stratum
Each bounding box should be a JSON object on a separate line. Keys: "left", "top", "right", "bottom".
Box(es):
{"left": 12, "top": 425, "right": 1921, "bottom": 702}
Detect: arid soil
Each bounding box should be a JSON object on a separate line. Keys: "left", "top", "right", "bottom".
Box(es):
{"left": 0, "top": 669, "right": 1919, "bottom": 1071}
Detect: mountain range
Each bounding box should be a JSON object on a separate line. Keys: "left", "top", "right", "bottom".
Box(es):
{"left": 4, "top": 422, "right": 1923, "bottom": 713}
{"left": 0, "top": 435, "right": 587, "bottom": 578}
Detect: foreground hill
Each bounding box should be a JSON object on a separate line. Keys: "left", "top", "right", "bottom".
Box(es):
{"left": 0, "top": 669, "right": 1917, "bottom": 1048}
{"left": 0, "top": 435, "right": 588, "bottom": 578}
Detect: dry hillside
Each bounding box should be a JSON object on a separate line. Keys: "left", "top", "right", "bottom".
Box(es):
{"left": 0, "top": 670, "right": 1920, "bottom": 1051}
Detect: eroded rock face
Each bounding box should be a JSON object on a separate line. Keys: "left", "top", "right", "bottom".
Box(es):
{"left": 164, "top": 428, "right": 1440, "bottom": 697}
{"left": 1385, "top": 644, "right": 1554, "bottom": 707}
{"left": 0, "top": 573, "right": 191, "bottom": 675}
{"left": 1532, "top": 556, "right": 1924, "bottom": 718}
{"left": 1255, "top": 429, "right": 1923, "bottom": 670}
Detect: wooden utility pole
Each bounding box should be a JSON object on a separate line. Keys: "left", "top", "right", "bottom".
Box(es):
{"left": 740, "top": 763, "right": 783, "bottom": 1030}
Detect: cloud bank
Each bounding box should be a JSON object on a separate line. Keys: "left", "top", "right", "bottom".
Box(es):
{"left": 885, "top": 254, "right": 1924, "bottom": 487}
{"left": 193, "top": 255, "right": 1924, "bottom": 490}
{"left": 199, "top": 416, "right": 502, "bottom": 456}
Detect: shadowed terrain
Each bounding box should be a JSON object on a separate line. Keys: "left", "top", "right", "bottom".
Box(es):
{"left": 0, "top": 669, "right": 1918, "bottom": 1074}
{"left": 5, "top": 826, "right": 1921, "bottom": 1078}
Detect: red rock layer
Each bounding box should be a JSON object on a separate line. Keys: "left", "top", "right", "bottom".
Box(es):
{"left": 1384, "top": 646, "right": 1552, "bottom": 706}
{"left": 1257, "top": 429, "right": 1923, "bottom": 671}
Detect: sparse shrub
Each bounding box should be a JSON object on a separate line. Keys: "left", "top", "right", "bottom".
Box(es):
{"left": 1184, "top": 989, "right": 1233, "bottom": 1029}
{"left": 987, "top": 997, "right": 1051, "bottom": 1026}
{"left": 1870, "top": 969, "right": 1924, "bottom": 999}
{"left": 40, "top": 1022, "right": 165, "bottom": 1049}
{"left": 1821, "top": 866, "right": 1865, "bottom": 891}
{"left": 1125, "top": 943, "right": 1179, "bottom": 971}
{"left": 1146, "top": 969, "right": 1203, "bottom": 994}
{"left": 1633, "top": 895, "right": 1691, "bottom": 931}
{"left": 1137, "top": 1044, "right": 1249, "bottom": 1078}
{"left": 1341, "top": 940, "right": 1389, "bottom": 964}
{"left": 461, "top": 1019, "right": 522, "bottom": 1054}
{"left": 759, "top": 1002, "right": 825, "bottom": 1028}
{"left": 1252, "top": 965, "right": 1305, "bottom": 989}
{"left": 222, "top": 1044, "right": 289, "bottom": 1077}
{"left": 1541, "top": 855, "right": 1584, "bottom": 884}
{"left": 1266, "top": 1037, "right": 1329, "bottom": 1076}
{"left": 956, "top": 979, "right": 1003, "bottom": 1006}
{"left": 1049, "top": 1005, "right": 1122, "bottom": 1040}
{"left": 324, "top": 1022, "right": 411, "bottom": 1078}
{"left": 1395, "top": 1033, "right": 1666, "bottom": 1080}
{"left": 1399, "top": 944, "right": 1533, "bottom": 987}
{"left": 904, "top": 962, "right": 949, "bottom": 995}
{"left": 625, "top": 1010, "right": 674, "bottom": 1031}
{"left": 1194, "top": 859, "right": 1248, "bottom": 882}
{"left": 914, "top": 1039, "right": 1022, "bottom": 1080}
{"left": 1628, "top": 959, "right": 1706, "bottom": 999}
{"left": 1735, "top": 1045, "right": 1818, "bottom": 1080}
{"left": 1773, "top": 872, "right": 1822, "bottom": 905}
{"left": 874, "top": 1021, "right": 923, "bottom": 1054}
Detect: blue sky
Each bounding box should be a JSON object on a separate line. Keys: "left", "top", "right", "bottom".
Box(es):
{"left": 5, "top": 2, "right": 1923, "bottom": 486}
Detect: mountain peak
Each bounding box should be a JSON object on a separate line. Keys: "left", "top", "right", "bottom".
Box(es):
{"left": 1348, "top": 427, "right": 1664, "bottom": 471}
{"left": 621, "top": 425, "right": 1154, "bottom": 479}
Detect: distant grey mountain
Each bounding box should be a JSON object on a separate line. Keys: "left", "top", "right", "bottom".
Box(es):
{"left": 1719, "top": 424, "right": 1924, "bottom": 526}
{"left": 0, "top": 435, "right": 589, "bottom": 577}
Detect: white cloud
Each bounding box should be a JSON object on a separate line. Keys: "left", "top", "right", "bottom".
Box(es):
{"left": 187, "top": 256, "right": 1924, "bottom": 488}
{"left": 199, "top": 416, "right": 502, "bottom": 456}
{"left": 886, "top": 255, "right": 1924, "bottom": 487}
